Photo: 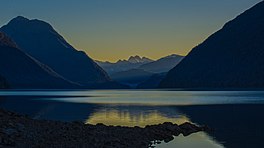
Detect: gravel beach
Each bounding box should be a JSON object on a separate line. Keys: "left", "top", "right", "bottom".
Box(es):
{"left": 0, "top": 108, "right": 209, "bottom": 148}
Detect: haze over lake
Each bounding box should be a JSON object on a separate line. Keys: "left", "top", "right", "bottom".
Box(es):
{"left": 1, "top": 90, "right": 264, "bottom": 147}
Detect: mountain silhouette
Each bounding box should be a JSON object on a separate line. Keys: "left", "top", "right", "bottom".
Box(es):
{"left": 139, "top": 54, "right": 184, "bottom": 73}
{"left": 96, "top": 55, "right": 153, "bottom": 75}
{"left": 127, "top": 55, "right": 153, "bottom": 64}
{"left": 0, "top": 32, "right": 77, "bottom": 89}
{"left": 98, "top": 54, "right": 184, "bottom": 88}
{"left": 0, "top": 75, "right": 8, "bottom": 89}
{"left": 137, "top": 73, "right": 167, "bottom": 89}
{"left": 160, "top": 1, "right": 264, "bottom": 89}
{"left": 0, "top": 16, "right": 111, "bottom": 86}
{"left": 111, "top": 69, "right": 154, "bottom": 88}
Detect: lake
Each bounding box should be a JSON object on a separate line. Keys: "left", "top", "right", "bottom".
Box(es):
{"left": 1, "top": 90, "right": 264, "bottom": 147}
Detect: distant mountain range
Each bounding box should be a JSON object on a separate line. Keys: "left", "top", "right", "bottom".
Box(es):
{"left": 97, "top": 54, "right": 184, "bottom": 74}
{"left": 0, "top": 32, "right": 77, "bottom": 89}
{"left": 127, "top": 55, "right": 153, "bottom": 64}
{"left": 0, "top": 16, "right": 126, "bottom": 89}
{"left": 97, "top": 54, "right": 184, "bottom": 88}
{"left": 96, "top": 56, "right": 154, "bottom": 75}
{"left": 160, "top": 1, "right": 264, "bottom": 89}
{"left": 138, "top": 54, "right": 184, "bottom": 73}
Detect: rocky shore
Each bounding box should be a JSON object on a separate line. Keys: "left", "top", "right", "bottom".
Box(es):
{"left": 0, "top": 109, "right": 210, "bottom": 148}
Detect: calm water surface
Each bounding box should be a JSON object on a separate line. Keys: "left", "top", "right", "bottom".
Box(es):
{"left": 1, "top": 90, "right": 264, "bottom": 148}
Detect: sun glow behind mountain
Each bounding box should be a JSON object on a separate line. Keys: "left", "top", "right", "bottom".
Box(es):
{"left": 0, "top": 0, "right": 261, "bottom": 62}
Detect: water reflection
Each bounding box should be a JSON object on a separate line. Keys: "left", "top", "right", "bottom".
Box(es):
{"left": 0, "top": 95, "right": 99, "bottom": 122}
{"left": 85, "top": 105, "right": 223, "bottom": 147}
{"left": 156, "top": 133, "right": 224, "bottom": 148}
{"left": 86, "top": 107, "right": 189, "bottom": 127}
{"left": 1, "top": 90, "right": 264, "bottom": 147}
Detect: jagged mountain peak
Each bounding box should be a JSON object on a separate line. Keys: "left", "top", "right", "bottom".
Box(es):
{"left": 128, "top": 55, "right": 153, "bottom": 63}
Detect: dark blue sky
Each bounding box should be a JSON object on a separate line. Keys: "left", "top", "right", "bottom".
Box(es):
{"left": 0, "top": 0, "right": 262, "bottom": 61}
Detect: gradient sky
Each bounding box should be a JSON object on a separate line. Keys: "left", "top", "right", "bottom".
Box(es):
{"left": 0, "top": 0, "right": 262, "bottom": 62}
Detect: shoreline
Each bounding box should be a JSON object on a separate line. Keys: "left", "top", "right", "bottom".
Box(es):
{"left": 0, "top": 108, "right": 210, "bottom": 148}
